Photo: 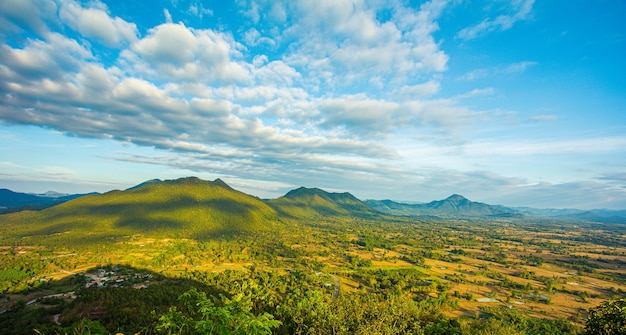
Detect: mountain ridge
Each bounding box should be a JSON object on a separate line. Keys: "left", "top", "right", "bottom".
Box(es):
{"left": 0, "top": 177, "right": 280, "bottom": 245}
{"left": 269, "top": 186, "right": 379, "bottom": 218}
{"left": 365, "top": 195, "right": 520, "bottom": 218}
{"left": 2, "top": 177, "right": 625, "bottom": 224}
{"left": 0, "top": 188, "right": 95, "bottom": 214}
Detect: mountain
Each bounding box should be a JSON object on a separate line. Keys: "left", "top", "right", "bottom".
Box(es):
{"left": 0, "top": 177, "right": 279, "bottom": 245}
{"left": 0, "top": 189, "right": 93, "bottom": 214}
{"left": 268, "top": 187, "right": 379, "bottom": 218}
{"left": 553, "top": 209, "right": 626, "bottom": 224}
{"left": 366, "top": 194, "right": 520, "bottom": 218}
{"left": 125, "top": 178, "right": 162, "bottom": 190}
{"left": 513, "top": 207, "right": 585, "bottom": 217}
{"left": 513, "top": 207, "right": 626, "bottom": 224}
{"left": 363, "top": 199, "right": 426, "bottom": 216}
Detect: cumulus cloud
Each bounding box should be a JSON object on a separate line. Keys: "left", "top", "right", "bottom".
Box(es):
{"left": 243, "top": 28, "right": 276, "bottom": 48}
{"left": 123, "top": 23, "right": 249, "bottom": 83}
{"left": 273, "top": 0, "right": 449, "bottom": 92}
{"left": 59, "top": 0, "right": 138, "bottom": 48}
{"left": 0, "top": 0, "right": 57, "bottom": 35}
{"left": 0, "top": 34, "right": 89, "bottom": 82}
{"left": 0, "top": 30, "right": 399, "bottom": 169}
{"left": 457, "top": 0, "right": 535, "bottom": 40}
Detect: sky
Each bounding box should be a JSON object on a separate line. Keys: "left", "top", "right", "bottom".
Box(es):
{"left": 0, "top": 0, "right": 625, "bottom": 209}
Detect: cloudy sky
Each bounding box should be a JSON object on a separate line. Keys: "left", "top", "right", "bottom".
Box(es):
{"left": 1, "top": 0, "right": 625, "bottom": 209}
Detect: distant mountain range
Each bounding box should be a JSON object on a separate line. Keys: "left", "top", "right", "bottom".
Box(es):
{"left": 366, "top": 195, "right": 626, "bottom": 224}
{"left": 1, "top": 177, "right": 625, "bottom": 225}
{"left": 365, "top": 194, "right": 521, "bottom": 219}
{"left": 514, "top": 207, "right": 626, "bottom": 224}
{"left": 0, "top": 189, "right": 96, "bottom": 214}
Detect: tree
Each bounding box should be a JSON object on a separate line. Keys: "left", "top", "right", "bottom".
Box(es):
{"left": 156, "top": 288, "right": 281, "bottom": 335}
{"left": 583, "top": 298, "right": 626, "bottom": 335}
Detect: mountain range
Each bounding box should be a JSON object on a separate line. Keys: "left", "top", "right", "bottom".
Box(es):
{"left": 365, "top": 194, "right": 521, "bottom": 219}
{"left": 1, "top": 177, "right": 625, "bottom": 228}
{"left": 0, "top": 189, "right": 95, "bottom": 214}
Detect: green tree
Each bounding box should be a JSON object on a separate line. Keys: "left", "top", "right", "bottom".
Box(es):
{"left": 583, "top": 299, "right": 626, "bottom": 335}
{"left": 156, "top": 288, "right": 281, "bottom": 335}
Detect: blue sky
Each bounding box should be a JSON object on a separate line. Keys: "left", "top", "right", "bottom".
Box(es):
{"left": 0, "top": 0, "right": 625, "bottom": 209}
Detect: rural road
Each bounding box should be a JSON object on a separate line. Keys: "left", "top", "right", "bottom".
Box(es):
{"left": 26, "top": 291, "right": 76, "bottom": 306}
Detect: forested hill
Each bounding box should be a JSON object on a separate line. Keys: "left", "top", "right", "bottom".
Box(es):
{"left": 0, "top": 177, "right": 384, "bottom": 247}
{"left": 0, "top": 177, "right": 281, "bottom": 245}
{"left": 268, "top": 186, "right": 380, "bottom": 218}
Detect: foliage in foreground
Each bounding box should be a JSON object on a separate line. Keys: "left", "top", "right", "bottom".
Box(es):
{"left": 583, "top": 298, "right": 626, "bottom": 335}
{"left": 156, "top": 288, "right": 280, "bottom": 335}
{"left": 5, "top": 270, "right": 590, "bottom": 335}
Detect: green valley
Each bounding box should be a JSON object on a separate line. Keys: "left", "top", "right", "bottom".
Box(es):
{"left": 1, "top": 177, "right": 625, "bottom": 334}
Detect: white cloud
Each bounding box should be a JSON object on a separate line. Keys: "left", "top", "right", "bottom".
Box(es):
{"left": 455, "top": 87, "right": 495, "bottom": 99}
{"left": 187, "top": 2, "right": 213, "bottom": 18}
{"left": 0, "top": 32, "right": 92, "bottom": 81}
{"left": 59, "top": 0, "right": 138, "bottom": 48}
{"left": 457, "top": 0, "right": 535, "bottom": 40}
{"left": 125, "top": 23, "right": 249, "bottom": 83}
{"left": 504, "top": 61, "right": 537, "bottom": 73}
{"left": 243, "top": 28, "right": 276, "bottom": 48}
{"left": 164, "top": 8, "right": 173, "bottom": 23}
{"left": 0, "top": 0, "right": 57, "bottom": 35}
{"left": 397, "top": 81, "right": 441, "bottom": 99}
{"left": 37, "top": 165, "right": 76, "bottom": 177}
{"left": 458, "top": 61, "right": 536, "bottom": 81}
{"left": 276, "top": 0, "right": 449, "bottom": 91}
{"left": 467, "top": 136, "right": 626, "bottom": 156}
{"left": 527, "top": 114, "right": 557, "bottom": 122}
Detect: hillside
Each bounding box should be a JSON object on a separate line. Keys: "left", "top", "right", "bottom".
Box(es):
{"left": 268, "top": 187, "right": 380, "bottom": 218}
{"left": 366, "top": 194, "right": 520, "bottom": 218}
{"left": 0, "top": 177, "right": 279, "bottom": 245}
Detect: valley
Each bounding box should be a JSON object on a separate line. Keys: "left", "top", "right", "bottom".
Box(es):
{"left": 0, "top": 177, "right": 625, "bottom": 334}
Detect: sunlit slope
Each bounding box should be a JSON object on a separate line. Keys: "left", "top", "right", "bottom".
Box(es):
{"left": 268, "top": 187, "right": 379, "bottom": 218}
{"left": 1, "top": 177, "right": 278, "bottom": 243}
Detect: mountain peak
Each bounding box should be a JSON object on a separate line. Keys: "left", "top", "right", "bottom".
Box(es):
{"left": 284, "top": 187, "right": 326, "bottom": 198}
{"left": 272, "top": 187, "right": 378, "bottom": 218}
{"left": 211, "top": 178, "right": 233, "bottom": 190}
{"left": 445, "top": 194, "right": 468, "bottom": 202}
{"left": 126, "top": 179, "right": 162, "bottom": 190}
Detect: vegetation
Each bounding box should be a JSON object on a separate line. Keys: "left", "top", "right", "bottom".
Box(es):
{"left": 582, "top": 298, "right": 626, "bottom": 335}
{"left": 0, "top": 177, "right": 625, "bottom": 334}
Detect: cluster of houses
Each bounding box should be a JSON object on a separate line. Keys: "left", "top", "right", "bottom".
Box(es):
{"left": 84, "top": 267, "right": 152, "bottom": 289}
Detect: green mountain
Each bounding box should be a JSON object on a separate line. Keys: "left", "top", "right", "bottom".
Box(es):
{"left": 1, "top": 177, "right": 279, "bottom": 245}
{"left": 268, "top": 187, "right": 379, "bottom": 218}
{"left": 366, "top": 194, "right": 520, "bottom": 218}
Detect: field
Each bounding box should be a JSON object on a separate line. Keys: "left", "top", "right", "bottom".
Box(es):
{"left": 2, "top": 211, "right": 625, "bottom": 335}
